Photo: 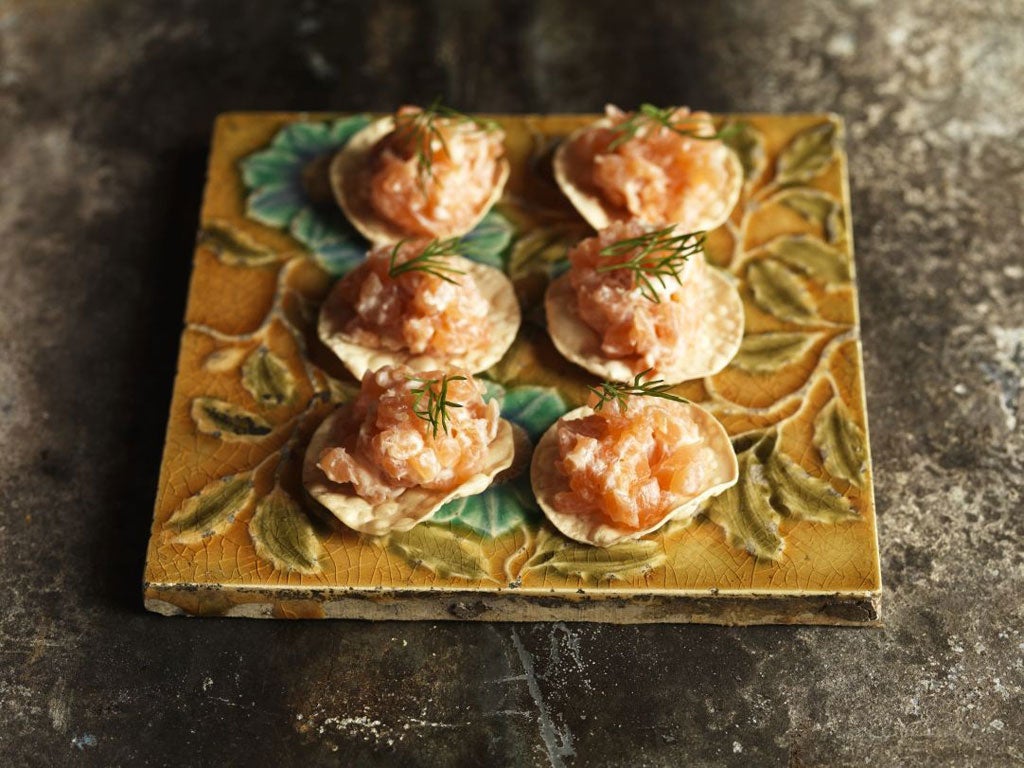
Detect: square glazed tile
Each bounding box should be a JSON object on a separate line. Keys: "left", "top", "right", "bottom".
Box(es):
{"left": 144, "top": 112, "right": 881, "bottom": 624}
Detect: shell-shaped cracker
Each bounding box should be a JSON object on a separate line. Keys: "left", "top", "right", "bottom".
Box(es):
{"left": 530, "top": 404, "right": 738, "bottom": 547}
{"left": 318, "top": 256, "right": 521, "bottom": 379}
{"left": 330, "top": 115, "right": 511, "bottom": 245}
{"left": 303, "top": 407, "right": 515, "bottom": 536}
{"left": 545, "top": 262, "right": 744, "bottom": 384}
{"left": 553, "top": 115, "right": 743, "bottom": 233}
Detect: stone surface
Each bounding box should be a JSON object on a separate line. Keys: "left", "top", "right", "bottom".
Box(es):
{"left": 0, "top": 1, "right": 1021, "bottom": 765}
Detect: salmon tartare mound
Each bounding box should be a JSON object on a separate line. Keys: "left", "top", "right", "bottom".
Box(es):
{"left": 531, "top": 399, "right": 738, "bottom": 547}
{"left": 331, "top": 105, "right": 510, "bottom": 244}
{"left": 303, "top": 365, "right": 514, "bottom": 535}
{"left": 554, "top": 104, "right": 742, "bottom": 233}
{"left": 545, "top": 222, "right": 745, "bottom": 384}
{"left": 318, "top": 238, "right": 520, "bottom": 379}
{"left": 569, "top": 221, "right": 707, "bottom": 371}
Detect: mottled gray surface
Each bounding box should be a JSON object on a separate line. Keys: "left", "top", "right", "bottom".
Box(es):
{"left": 1, "top": 1, "right": 1022, "bottom": 766}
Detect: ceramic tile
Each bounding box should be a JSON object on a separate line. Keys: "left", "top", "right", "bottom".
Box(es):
{"left": 143, "top": 112, "right": 881, "bottom": 624}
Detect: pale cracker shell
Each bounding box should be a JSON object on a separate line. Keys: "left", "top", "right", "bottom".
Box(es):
{"left": 318, "top": 255, "right": 521, "bottom": 379}
{"left": 303, "top": 407, "right": 515, "bottom": 536}
{"left": 552, "top": 116, "right": 743, "bottom": 233}
{"left": 544, "top": 262, "right": 745, "bottom": 384}
{"left": 530, "top": 404, "right": 738, "bottom": 547}
{"left": 330, "top": 115, "right": 511, "bottom": 245}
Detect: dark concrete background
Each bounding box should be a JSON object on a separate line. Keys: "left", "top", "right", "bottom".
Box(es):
{"left": 1, "top": 1, "right": 1022, "bottom": 766}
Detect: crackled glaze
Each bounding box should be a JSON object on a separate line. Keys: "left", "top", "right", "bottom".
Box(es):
{"left": 143, "top": 112, "right": 881, "bottom": 624}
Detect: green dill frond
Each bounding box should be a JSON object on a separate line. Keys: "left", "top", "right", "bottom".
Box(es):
{"left": 393, "top": 99, "right": 499, "bottom": 190}
{"left": 607, "top": 104, "right": 739, "bottom": 150}
{"left": 588, "top": 369, "right": 689, "bottom": 414}
{"left": 596, "top": 226, "right": 706, "bottom": 302}
{"left": 409, "top": 373, "right": 467, "bottom": 437}
{"left": 387, "top": 237, "right": 467, "bottom": 284}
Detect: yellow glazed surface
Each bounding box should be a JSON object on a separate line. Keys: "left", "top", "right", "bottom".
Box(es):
{"left": 143, "top": 112, "right": 881, "bottom": 624}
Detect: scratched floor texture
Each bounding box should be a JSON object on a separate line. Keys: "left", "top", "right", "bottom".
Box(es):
{"left": 1, "top": 1, "right": 1023, "bottom": 766}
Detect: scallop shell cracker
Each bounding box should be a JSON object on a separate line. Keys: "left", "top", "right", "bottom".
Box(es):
{"left": 303, "top": 407, "right": 515, "bottom": 536}
{"left": 553, "top": 114, "right": 743, "bottom": 233}
{"left": 331, "top": 115, "right": 511, "bottom": 245}
{"left": 545, "top": 259, "right": 744, "bottom": 384}
{"left": 530, "top": 404, "right": 738, "bottom": 547}
{"left": 319, "top": 255, "right": 520, "bottom": 379}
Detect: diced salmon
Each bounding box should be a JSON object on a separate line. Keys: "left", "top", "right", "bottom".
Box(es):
{"left": 552, "top": 399, "right": 722, "bottom": 530}
{"left": 317, "top": 365, "right": 501, "bottom": 502}
{"left": 327, "top": 240, "right": 491, "bottom": 357}
{"left": 568, "top": 106, "right": 734, "bottom": 229}
{"left": 567, "top": 222, "right": 708, "bottom": 372}
{"left": 368, "top": 105, "right": 505, "bottom": 237}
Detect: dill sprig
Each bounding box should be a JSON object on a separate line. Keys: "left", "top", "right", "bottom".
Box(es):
{"left": 394, "top": 98, "right": 499, "bottom": 190}
{"left": 588, "top": 369, "right": 689, "bottom": 414}
{"left": 387, "top": 237, "right": 466, "bottom": 284}
{"left": 596, "top": 225, "right": 706, "bottom": 302}
{"left": 409, "top": 374, "right": 467, "bottom": 437}
{"left": 607, "top": 104, "right": 738, "bottom": 150}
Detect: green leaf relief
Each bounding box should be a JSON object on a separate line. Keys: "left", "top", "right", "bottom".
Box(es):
{"left": 270, "top": 120, "right": 332, "bottom": 154}
{"left": 530, "top": 538, "right": 666, "bottom": 582}
{"left": 288, "top": 206, "right": 366, "bottom": 278}
{"left": 478, "top": 378, "right": 507, "bottom": 404}
{"left": 386, "top": 524, "right": 493, "bottom": 582}
{"left": 434, "top": 477, "right": 536, "bottom": 538}
{"left": 522, "top": 526, "right": 567, "bottom": 568}
{"left": 813, "top": 397, "right": 867, "bottom": 487}
{"left": 241, "top": 347, "right": 296, "bottom": 407}
{"left": 721, "top": 120, "right": 766, "bottom": 182}
{"left": 766, "top": 451, "right": 857, "bottom": 523}
{"left": 500, "top": 386, "right": 569, "bottom": 441}
{"left": 730, "top": 430, "right": 772, "bottom": 456}
{"left": 245, "top": 184, "right": 305, "bottom": 228}
{"left": 747, "top": 259, "right": 817, "bottom": 323}
{"left": 198, "top": 222, "right": 279, "bottom": 267}
{"left": 704, "top": 429, "right": 860, "bottom": 557}
{"left": 190, "top": 397, "right": 273, "bottom": 440}
{"left": 508, "top": 228, "right": 575, "bottom": 280}
{"left": 249, "top": 489, "right": 323, "bottom": 574}
{"left": 165, "top": 473, "right": 254, "bottom": 543}
{"left": 764, "top": 235, "right": 851, "bottom": 284}
{"left": 705, "top": 451, "right": 784, "bottom": 561}
{"left": 731, "top": 332, "right": 817, "bottom": 374}
{"left": 326, "top": 114, "right": 373, "bottom": 145}
{"left": 460, "top": 210, "right": 515, "bottom": 268}
{"left": 777, "top": 189, "right": 844, "bottom": 243}
{"left": 240, "top": 150, "right": 301, "bottom": 190}
{"left": 775, "top": 120, "right": 839, "bottom": 185}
